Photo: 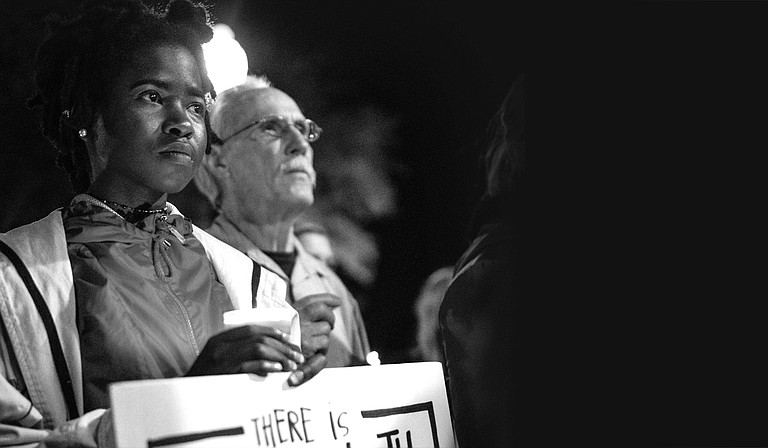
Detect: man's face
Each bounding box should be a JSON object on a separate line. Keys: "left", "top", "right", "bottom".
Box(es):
{"left": 91, "top": 44, "right": 207, "bottom": 198}
{"left": 220, "top": 88, "right": 317, "bottom": 221}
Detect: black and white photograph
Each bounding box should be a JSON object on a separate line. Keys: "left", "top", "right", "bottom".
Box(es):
{"left": 2, "top": 0, "right": 768, "bottom": 447}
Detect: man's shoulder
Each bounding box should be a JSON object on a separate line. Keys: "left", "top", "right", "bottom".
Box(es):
{"left": 292, "top": 236, "right": 340, "bottom": 278}
{"left": 293, "top": 241, "right": 356, "bottom": 299}
{"left": 203, "top": 215, "right": 239, "bottom": 248}
{"left": 207, "top": 216, "right": 274, "bottom": 260}
{"left": 202, "top": 216, "right": 290, "bottom": 279}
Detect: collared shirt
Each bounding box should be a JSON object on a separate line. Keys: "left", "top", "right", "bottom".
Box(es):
{"left": 206, "top": 214, "right": 371, "bottom": 367}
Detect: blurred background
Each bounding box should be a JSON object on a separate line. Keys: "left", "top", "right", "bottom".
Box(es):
{"left": 0, "top": 0, "right": 524, "bottom": 363}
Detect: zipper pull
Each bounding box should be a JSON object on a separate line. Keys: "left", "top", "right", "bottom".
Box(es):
{"left": 158, "top": 214, "right": 186, "bottom": 245}
{"left": 168, "top": 224, "right": 186, "bottom": 245}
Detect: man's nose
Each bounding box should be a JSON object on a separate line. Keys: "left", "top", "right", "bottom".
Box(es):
{"left": 285, "top": 127, "right": 312, "bottom": 156}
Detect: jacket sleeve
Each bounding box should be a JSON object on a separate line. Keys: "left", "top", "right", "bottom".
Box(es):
{"left": 0, "top": 211, "right": 114, "bottom": 447}
{"left": 0, "top": 408, "right": 113, "bottom": 448}
{"left": 1, "top": 321, "right": 113, "bottom": 448}
{"left": 0, "top": 373, "right": 45, "bottom": 446}
{"left": 320, "top": 270, "right": 371, "bottom": 366}
{"left": 1, "top": 339, "right": 112, "bottom": 448}
{"left": 350, "top": 295, "right": 371, "bottom": 361}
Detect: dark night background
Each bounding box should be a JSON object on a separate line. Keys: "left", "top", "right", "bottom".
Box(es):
{"left": 545, "top": 3, "right": 768, "bottom": 445}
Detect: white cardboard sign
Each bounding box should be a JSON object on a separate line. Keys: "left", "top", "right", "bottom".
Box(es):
{"left": 110, "top": 362, "right": 455, "bottom": 448}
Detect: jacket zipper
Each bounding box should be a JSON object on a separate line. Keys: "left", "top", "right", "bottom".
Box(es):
{"left": 79, "top": 194, "right": 201, "bottom": 356}
{"left": 159, "top": 272, "right": 200, "bottom": 356}
{"left": 156, "top": 216, "right": 199, "bottom": 356}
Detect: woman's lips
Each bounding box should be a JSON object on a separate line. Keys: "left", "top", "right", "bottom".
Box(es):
{"left": 159, "top": 142, "right": 194, "bottom": 165}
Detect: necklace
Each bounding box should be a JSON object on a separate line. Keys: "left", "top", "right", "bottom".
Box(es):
{"left": 99, "top": 199, "right": 168, "bottom": 215}
{"left": 80, "top": 194, "right": 185, "bottom": 244}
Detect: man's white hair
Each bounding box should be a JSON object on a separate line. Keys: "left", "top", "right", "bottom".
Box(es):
{"left": 210, "top": 74, "right": 272, "bottom": 141}
{"left": 195, "top": 74, "right": 273, "bottom": 209}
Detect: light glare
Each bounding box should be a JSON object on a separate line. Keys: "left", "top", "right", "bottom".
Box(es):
{"left": 202, "top": 24, "right": 248, "bottom": 94}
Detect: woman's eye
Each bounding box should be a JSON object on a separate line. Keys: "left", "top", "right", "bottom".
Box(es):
{"left": 189, "top": 103, "right": 204, "bottom": 115}
{"left": 140, "top": 91, "right": 161, "bottom": 103}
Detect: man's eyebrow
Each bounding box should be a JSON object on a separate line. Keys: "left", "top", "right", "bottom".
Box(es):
{"left": 129, "top": 78, "right": 206, "bottom": 98}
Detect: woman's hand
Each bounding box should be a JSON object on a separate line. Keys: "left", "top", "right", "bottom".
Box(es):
{"left": 186, "top": 325, "right": 305, "bottom": 377}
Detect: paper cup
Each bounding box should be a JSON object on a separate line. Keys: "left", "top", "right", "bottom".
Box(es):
{"left": 222, "top": 308, "right": 295, "bottom": 334}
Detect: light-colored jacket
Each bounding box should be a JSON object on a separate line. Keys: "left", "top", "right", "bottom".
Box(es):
{"left": 207, "top": 214, "right": 371, "bottom": 367}
{"left": 0, "top": 206, "right": 291, "bottom": 447}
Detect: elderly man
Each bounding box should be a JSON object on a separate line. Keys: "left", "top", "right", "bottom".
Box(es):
{"left": 195, "top": 75, "right": 370, "bottom": 367}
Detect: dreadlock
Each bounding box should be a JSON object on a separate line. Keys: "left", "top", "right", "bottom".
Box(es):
{"left": 27, "top": 0, "right": 217, "bottom": 194}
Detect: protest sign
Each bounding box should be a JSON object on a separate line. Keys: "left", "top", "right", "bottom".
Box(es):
{"left": 110, "top": 361, "right": 455, "bottom": 447}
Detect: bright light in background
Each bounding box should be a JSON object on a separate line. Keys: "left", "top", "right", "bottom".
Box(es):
{"left": 202, "top": 24, "right": 248, "bottom": 94}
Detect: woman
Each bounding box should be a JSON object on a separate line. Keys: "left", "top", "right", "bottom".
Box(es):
{"left": 0, "top": 1, "right": 322, "bottom": 445}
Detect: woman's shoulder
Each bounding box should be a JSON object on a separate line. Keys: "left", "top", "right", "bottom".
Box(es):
{"left": 0, "top": 209, "right": 71, "bottom": 286}
{"left": 0, "top": 209, "right": 65, "bottom": 248}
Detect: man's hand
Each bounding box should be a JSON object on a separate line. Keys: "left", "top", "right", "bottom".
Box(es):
{"left": 186, "top": 325, "right": 305, "bottom": 377}
{"left": 291, "top": 293, "right": 342, "bottom": 358}
{"left": 287, "top": 352, "right": 327, "bottom": 386}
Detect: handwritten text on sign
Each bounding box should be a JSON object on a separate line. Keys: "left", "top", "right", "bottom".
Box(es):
{"left": 110, "top": 362, "right": 455, "bottom": 447}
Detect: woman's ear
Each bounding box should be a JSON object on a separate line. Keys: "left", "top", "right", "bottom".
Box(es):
{"left": 84, "top": 114, "right": 109, "bottom": 181}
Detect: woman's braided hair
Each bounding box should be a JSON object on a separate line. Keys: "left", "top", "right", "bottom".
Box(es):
{"left": 27, "top": 0, "right": 217, "bottom": 194}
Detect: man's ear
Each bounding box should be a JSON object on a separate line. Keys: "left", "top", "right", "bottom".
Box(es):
{"left": 204, "top": 143, "right": 228, "bottom": 172}
{"left": 194, "top": 144, "right": 228, "bottom": 209}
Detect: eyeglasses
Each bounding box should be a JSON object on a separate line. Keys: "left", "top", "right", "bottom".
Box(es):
{"left": 220, "top": 115, "right": 323, "bottom": 144}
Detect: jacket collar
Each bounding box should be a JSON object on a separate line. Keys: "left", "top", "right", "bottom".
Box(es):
{"left": 64, "top": 194, "right": 192, "bottom": 244}
{"left": 207, "top": 213, "right": 329, "bottom": 284}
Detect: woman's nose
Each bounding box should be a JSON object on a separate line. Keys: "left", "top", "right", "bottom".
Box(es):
{"left": 162, "top": 101, "right": 194, "bottom": 138}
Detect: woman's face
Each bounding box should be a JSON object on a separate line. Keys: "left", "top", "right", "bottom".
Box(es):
{"left": 90, "top": 44, "right": 207, "bottom": 200}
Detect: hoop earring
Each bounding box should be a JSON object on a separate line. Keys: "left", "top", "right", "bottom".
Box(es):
{"left": 78, "top": 129, "right": 88, "bottom": 138}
